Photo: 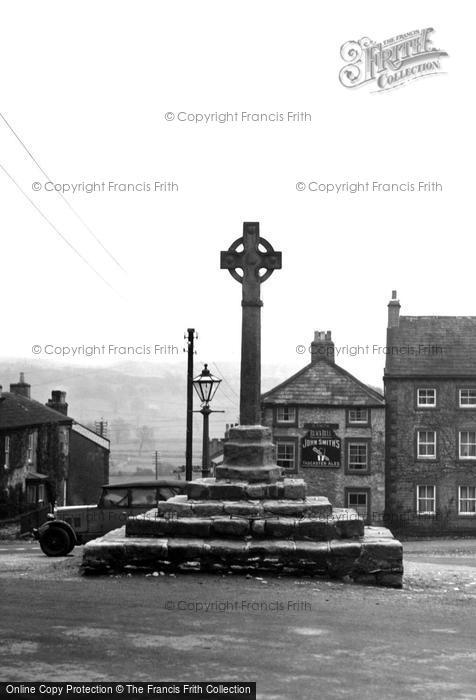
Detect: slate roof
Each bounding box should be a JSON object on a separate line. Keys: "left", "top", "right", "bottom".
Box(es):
{"left": 261, "top": 360, "right": 385, "bottom": 406}
{"left": 0, "top": 392, "right": 73, "bottom": 430}
{"left": 385, "top": 316, "right": 476, "bottom": 377}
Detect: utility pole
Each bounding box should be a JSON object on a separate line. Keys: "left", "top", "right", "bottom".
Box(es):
{"left": 154, "top": 450, "right": 159, "bottom": 480}
{"left": 95, "top": 418, "right": 108, "bottom": 438}
{"left": 184, "top": 328, "right": 196, "bottom": 481}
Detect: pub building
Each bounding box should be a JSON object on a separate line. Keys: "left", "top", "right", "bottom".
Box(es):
{"left": 261, "top": 331, "right": 385, "bottom": 523}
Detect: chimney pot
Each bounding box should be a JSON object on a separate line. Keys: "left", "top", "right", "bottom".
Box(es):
{"left": 10, "top": 373, "right": 31, "bottom": 399}
{"left": 311, "top": 329, "right": 335, "bottom": 364}
{"left": 388, "top": 291, "right": 401, "bottom": 328}
{"left": 46, "top": 390, "right": 68, "bottom": 416}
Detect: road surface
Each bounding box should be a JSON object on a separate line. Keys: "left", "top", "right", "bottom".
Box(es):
{"left": 1, "top": 539, "right": 476, "bottom": 699}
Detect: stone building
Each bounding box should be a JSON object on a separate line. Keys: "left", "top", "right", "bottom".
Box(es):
{"left": 384, "top": 292, "right": 476, "bottom": 533}
{"left": 0, "top": 375, "right": 71, "bottom": 516}
{"left": 0, "top": 374, "right": 110, "bottom": 516}
{"left": 261, "top": 331, "right": 386, "bottom": 523}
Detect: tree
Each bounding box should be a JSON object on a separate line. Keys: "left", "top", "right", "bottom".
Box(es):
{"left": 111, "top": 418, "right": 131, "bottom": 445}
{"left": 136, "top": 425, "right": 155, "bottom": 455}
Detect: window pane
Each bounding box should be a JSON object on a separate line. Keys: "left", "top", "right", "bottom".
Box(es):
{"left": 348, "top": 444, "right": 368, "bottom": 470}
{"left": 130, "top": 488, "right": 157, "bottom": 506}
{"left": 418, "top": 389, "right": 436, "bottom": 406}
{"left": 102, "top": 488, "right": 128, "bottom": 508}
{"left": 276, "top": 442, "right": 295, "bottom": 468}
{"left": 460, "top": 432, "right": 476, "bottom": 458}
{"left": 460, "top": 390, "right": 476, "bottom": 406}
{"left": 418, "top": 431, "right": 436, "bottom": 457}
{"left": 277, "top": 407, "right": 295, "bottom": 422}
{"left": 459, "top": 486, "right": 476, "bottom": 514}
{"left": 417, "top": 485, "right": 435, "bottom": 514}
{"left": 158, "top": 487, "right": 179, "bottom": 501}
{"left": 347, "top": 492, "right": 368, "bottom": 518}
{"left": 349, "top": 409, "right": 368, "bottom": 423}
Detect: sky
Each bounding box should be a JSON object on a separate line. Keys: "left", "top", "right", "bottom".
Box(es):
{"left": 0, "top": 1, "right": 470, "bottom": 388}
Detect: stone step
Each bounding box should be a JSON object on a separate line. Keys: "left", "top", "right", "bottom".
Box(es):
{"left": 185, "top": 477, "right": 308, "bottom": 501}
{"left": 126, "top": 508, "right": 364, "bottom": 541}
{"left": 215, "top": 425, "right": 282, "bottom": 482}
{"left": 82, "top": 526, "right": 403, "bottom": 587}
{"left": 155, "top": 495, "right": 332, "bottom": 520}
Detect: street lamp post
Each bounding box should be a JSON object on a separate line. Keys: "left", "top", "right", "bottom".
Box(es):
{"left": 200, "top": 404, "right": 212, "bottom": 479}
{"left": 193, "top": 364, "right": 224, "bottom": 478}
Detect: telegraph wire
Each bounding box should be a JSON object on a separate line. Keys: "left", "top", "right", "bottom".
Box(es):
{"left": 0, "top": 111, "right": 126, "bottom": 273}
{"left": 0, "top": 160, "right": 121, "bottom": 296}
{"left": 198, "top": 357, "right": 239, "bottom": 410}
{"left": 210, "top": 361, "right": 240, "bottom": 400}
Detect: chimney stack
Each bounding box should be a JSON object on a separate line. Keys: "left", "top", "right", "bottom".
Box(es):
{"left": 46, "top": 390, "right": 68, "bottom": 416}
{"left": 388, "top": 290, "right": 401, "bottom": 328}
{"left": 10, "top": 372, "right": 31, "bottom": 398}
{"left": 310, "top": 330, "right": 335, "bottom": 363}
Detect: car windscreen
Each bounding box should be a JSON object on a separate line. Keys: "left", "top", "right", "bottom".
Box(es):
{"left": 130, "top": 487, "right": 157, "bottom": 506}
{"left": 101, "top": 488, "right": 129, "bottom": 508}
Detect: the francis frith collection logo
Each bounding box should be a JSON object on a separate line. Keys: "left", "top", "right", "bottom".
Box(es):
{"left": 339, "top": 28, "right": 448, "bottom": 91}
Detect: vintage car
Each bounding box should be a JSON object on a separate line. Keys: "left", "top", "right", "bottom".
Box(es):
{"left": 33, "top": 479, "right": 186, "bottom": 556}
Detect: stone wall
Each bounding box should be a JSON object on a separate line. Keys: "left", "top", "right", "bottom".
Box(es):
{"left": 0, "top": 424, "right": 69, "bottom": 515}
{"left": 0, "top": 429, "right": 35, "bottom": 517}
{"left": 68, "top": 430, "right": 109, "bottom": 505}
{"left": 385, "top": 378, "right": 476, "bottom": 533}
{"left": 262, "top": 405, "right": 385, "bottom": 520}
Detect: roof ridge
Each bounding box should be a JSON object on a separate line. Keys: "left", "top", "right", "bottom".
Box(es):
{"left": 11, "top": 392, "right": 72, "bottom": 420}
{"left": 400, "top": 315, "right": 476, "bottom": 320}
{"left": 0, "top": 391, "right": 72, "bottom": 427}
{"left": 261, "top": 359, "right": 385, "bottom": 405}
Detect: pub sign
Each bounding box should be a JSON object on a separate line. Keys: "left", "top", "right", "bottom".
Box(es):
{"left": 301, "top": 424, "right": 341, "bottom": 468}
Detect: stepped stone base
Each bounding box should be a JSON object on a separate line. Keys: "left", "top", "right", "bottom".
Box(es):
{"left": 184, "top": 478, "right": 308, "bottom": 501}
{"left": 126, "top": 507, "right": 362, "bottom": 541}
{"left": 81, "top": 439, "right": 404, "bottom": 587}
{"left": 81, "top": 525, "right": 403, "bottom": 587}
{"left": 154, "top": 493, "right": 332, "bottom": 518}
{"left": 215, "top": 465, "right": 282, "bottom": 482}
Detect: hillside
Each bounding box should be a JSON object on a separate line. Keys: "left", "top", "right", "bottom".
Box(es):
{"left": 0, "top": 359, "right": 292, "bottom": 475}
{"left": 0, "top": 359, "right": 384, "bottom": 476}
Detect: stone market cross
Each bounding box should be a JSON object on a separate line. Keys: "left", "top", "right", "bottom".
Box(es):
{"left": 221, "top": 222, "right": 282, "bottom": 426}
{"left": 82, "top": 220, "right": 404, "bottom": 589}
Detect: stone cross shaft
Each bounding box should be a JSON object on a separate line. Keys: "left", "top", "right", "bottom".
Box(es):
{"left": 220, "top": 222, "right": 282, "bottom": 425}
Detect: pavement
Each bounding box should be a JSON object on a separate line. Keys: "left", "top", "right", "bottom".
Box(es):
{"left": 1, "top": 539, "right": 476, "bottom": 699}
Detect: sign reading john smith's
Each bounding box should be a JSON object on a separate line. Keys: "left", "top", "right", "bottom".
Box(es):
{"left": 301, "top": 425, "right": 341, "bottom": 468}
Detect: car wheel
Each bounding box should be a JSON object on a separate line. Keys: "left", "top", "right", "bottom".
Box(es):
{"left": 65, "top": 536, "right": 76, "bottom": 554}
{"left": 39, "top": 527, "right": 72, "bottom": 557}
